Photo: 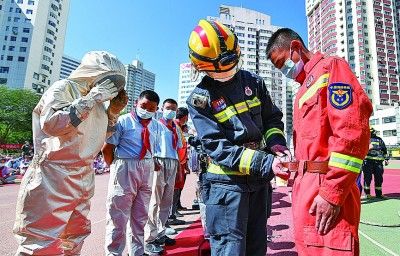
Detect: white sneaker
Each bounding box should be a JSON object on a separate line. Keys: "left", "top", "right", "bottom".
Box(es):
{"left": 165, "top": 227, "right": 177, "bottom": 235}
{"left": 144, "top": 242, "right": 163, "bottom": 255}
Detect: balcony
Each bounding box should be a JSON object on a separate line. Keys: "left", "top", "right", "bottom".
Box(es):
{"left": 379, "top": 85, "right": 389, "bottom": 90}
{"left": 383, "top": 7, "right": 391, "bottom": 13}
{"left": 390, "top": 86, "right": 399, "bottom": 90}
{"left": 387, "top": 45, "right": 396, "bottom": 51}
{"left": 389, "top": 77, "right": 398, "bottom": 83}
{"left": 386, "top": 38, "right": 395, "bottom": 43}
{"left": 380, "top": 93, "right": 389, "bottom": 99}
{"left": 385, "top": 22, "right": 393, "bottom": 27}
{"left": 390, "top": 95, "right": 399, "bottom": 100}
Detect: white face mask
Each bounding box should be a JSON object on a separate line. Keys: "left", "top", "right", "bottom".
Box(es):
{"left": 280, "top": 48, "right": 304, "bottom": 79}
{"left": 163, "top": 109, "right": 176, "bottom": 120}
{"left": 136, "top": 106, "right": 155, "bottom": 119}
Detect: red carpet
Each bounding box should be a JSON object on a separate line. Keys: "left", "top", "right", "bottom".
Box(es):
{"left": 164, "top": 219, "right": 210, "bottom": 256}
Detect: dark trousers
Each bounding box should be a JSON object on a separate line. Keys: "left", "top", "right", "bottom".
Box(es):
{"left": 204, "top": 175, "right": 268, "bottom": 256}
{"left": 170, "top": 189, "right": 181, "bottom": 218}
{"left": 362, "top": 159, "right": 384, "bottom": 196}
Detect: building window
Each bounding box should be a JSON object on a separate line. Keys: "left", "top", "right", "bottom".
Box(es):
{"left": 16, "top": 8, "right": 22, "bottom": 13}
{"left": 25, "top": 18, "right": 32, "bottom": 23}
{"left": 383, "top": 116, "right": 396, "bottom": 123}
{"left": 43, "top": 55, "right": 51, "bottom": 62}
{"left": 383, "top": 130, "right": 397, "bottom": 137}
{"left": 10, "top": 36, "right": 16, "bottom": 41}
{"left": 26, "top": 9, "right": 33, "bottom": 14}
{"left": 48, "top": 20, "right": 56, "bottom": 28}
{"left": 14, "top": 17, "right": 20, "bottom": 22}
{"left": 0, "top": 67, "right": 10, "bottom": 73}
{"left": 18, "top": 56, "right": 25, "bottom": 62}
{"left": 7, "top": 56, "right": 13, "bottom": 61}
{"left": 45, "top": 37, "right": 53, "bottom": 44}
{"left": 28, "top": 0, "right": 34, "bottom": 5}
{"left": 21, "top": 37, "right": 28, "bottom": 42}
{"left": 41, "top": 64, "right": 50, "bottom": 71}
{"left": 17, "top": 0, "right": 23, "bottom": 3}
{"left": 20, "top": 47, "right": 27, "bottom": 52}
{"left": 8, "top": 46, "right": 15, "bottom": 51}
{"left": 9, "top": 7, "right": 13, "bottom": 12}
{"left": 23, "top": 28, "right": 30, "bottom": 33}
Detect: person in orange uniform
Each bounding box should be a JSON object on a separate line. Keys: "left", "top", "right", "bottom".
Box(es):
{"left": 267, "top": 28, "right": 372, "bottom": 255}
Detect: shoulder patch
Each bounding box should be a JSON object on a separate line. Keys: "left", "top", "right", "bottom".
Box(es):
{"left": 328, "top": 83, "right": 352, "bottom": 110}
{"left": 191, "top": 93, "right": 208, "bottom": 109}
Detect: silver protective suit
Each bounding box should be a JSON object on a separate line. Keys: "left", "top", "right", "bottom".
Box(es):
{"left": 13, "top": 51, "right": 126, "bottom": 256}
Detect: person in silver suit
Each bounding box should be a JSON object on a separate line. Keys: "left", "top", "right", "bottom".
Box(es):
{"left": 13, "top": 51, "right": 128, "bottom": 256}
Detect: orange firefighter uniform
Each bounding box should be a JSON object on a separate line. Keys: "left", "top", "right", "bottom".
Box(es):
{"left": 291, "top": 52, "right": 372, "bottom": 255}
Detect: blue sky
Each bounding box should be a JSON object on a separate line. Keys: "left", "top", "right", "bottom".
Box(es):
{"left": 64, "top": 0, "right": 307, "bottom": 102}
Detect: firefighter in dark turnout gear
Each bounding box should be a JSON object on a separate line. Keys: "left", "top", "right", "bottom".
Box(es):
{"left": 362, "top": 128, "right": 389, "bottom": 198}
{"left": 187, "top": 19, "right": 290, "bottom": 256}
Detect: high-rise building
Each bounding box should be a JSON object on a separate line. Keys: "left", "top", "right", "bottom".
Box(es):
{"left": 177, "top": 62, "right": 202, "bottom": 128}
{"left": 59, "top": 54, "right": 79, "bottom": 79}
{"left": 179, "top": 5, "right": 292, "bottom": 134}
{"left": 306, "top": 0, "right": 400, "bottom": 108}
{"left": 178, "top": 63, "right": 201, "bottom": 108}
{"left": 125, "top": 60, "right": 155, "bottom": 112}
{"left": 207, "top": 5, "right": 287, "bottom": 112}
{"left": 0, "top": 0, "right": 70, "bottom": 93}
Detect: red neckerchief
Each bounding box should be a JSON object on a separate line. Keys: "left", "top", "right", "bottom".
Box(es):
{"left": 131, "top": 111, "right": 152, "bottom": 159}
{"left": 160, "top": 118, "right": 178, "bottom": 150}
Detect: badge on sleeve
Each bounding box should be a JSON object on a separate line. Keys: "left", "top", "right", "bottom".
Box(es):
{"left": 328, "top": 83, "right": 352, "bottom": 109}
{"left": 211, "top": 97, "right": 227, "bottom": 112}
{"left": 191, "top": 93, "right": 208, "bottom": 109}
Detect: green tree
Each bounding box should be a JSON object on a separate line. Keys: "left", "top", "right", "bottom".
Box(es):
{"left": 0, "top": 86, "right": 40, "bottom": 144}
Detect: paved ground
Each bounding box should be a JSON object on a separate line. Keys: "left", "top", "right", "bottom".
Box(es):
{"left": 1, "top": 164, "right": 399, "bottom": 255}
{"left": 0, "top": 172, "right": 199, "bottom": 256}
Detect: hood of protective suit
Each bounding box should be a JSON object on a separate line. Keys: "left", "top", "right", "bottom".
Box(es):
{"left": 68, "top": 51, "right": 126, "bottom": 94}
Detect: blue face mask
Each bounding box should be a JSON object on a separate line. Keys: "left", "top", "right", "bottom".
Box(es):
{"left": 280, "top": 48, "right": 304, "bottom": 79}
{"left": 136, "top": 106, "right": 155, "bottom": 119}
{"left": 163, "top": 109, "right": 176, "bottom": 120}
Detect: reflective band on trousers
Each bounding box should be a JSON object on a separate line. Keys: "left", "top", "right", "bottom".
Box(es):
{"left": 299, "top": 73, "right": 329, "bottom": 108}
{"left": 213, "top": 96, "right": 261, "bottom": 123}
{"left": 207, "top": 163, "right": 246, "bottom": 176}
{"left": 238, "top": 148, "right": 255, "bottom": 175}
{"left": 264, "top": 128, "right": 284, "bottom": 141}
{"left": 328, "top": 152, "right": 363, "bottom": 174}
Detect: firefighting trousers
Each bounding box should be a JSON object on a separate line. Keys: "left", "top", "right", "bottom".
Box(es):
{"left": 198, "top": 171, "right": 210, "bottom": 238}
{"left": 204, "top": 174, "right": 268, "bottom": 256}
{"left": 13, "top": 162, "right": 95, "bottom": 256}
{"left": 292, "top": 171, "right": 360, "bottom": 256}
{"left": 144, "top": 158, "right": 178, "bottom": 243}
{"left": 104, "top": 158, "right": 154, "bottom": 256}
{"left": 362, "top": 160, "right": 384, "bottom": 197}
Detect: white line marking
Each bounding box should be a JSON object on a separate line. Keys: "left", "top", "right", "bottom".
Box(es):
{"left": 92, "top": 218, "right": 105, "bottom": 225}
{"left": 0, "top": 202, "right": 16, "bottom": 207}
{"left": 359, "top": 230, "right": 399, "bottom": 256}
{"left": 0, "top": 219, "right": 15, "bottom": 225}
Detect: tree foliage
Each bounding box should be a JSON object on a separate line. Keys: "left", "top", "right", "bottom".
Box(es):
{"left": 0, "top": 86, "right": 40, "bottom": 144}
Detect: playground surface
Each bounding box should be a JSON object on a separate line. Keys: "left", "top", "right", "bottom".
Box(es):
{"left": 0, "top": 161, "right": 399, "bottom": 255}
